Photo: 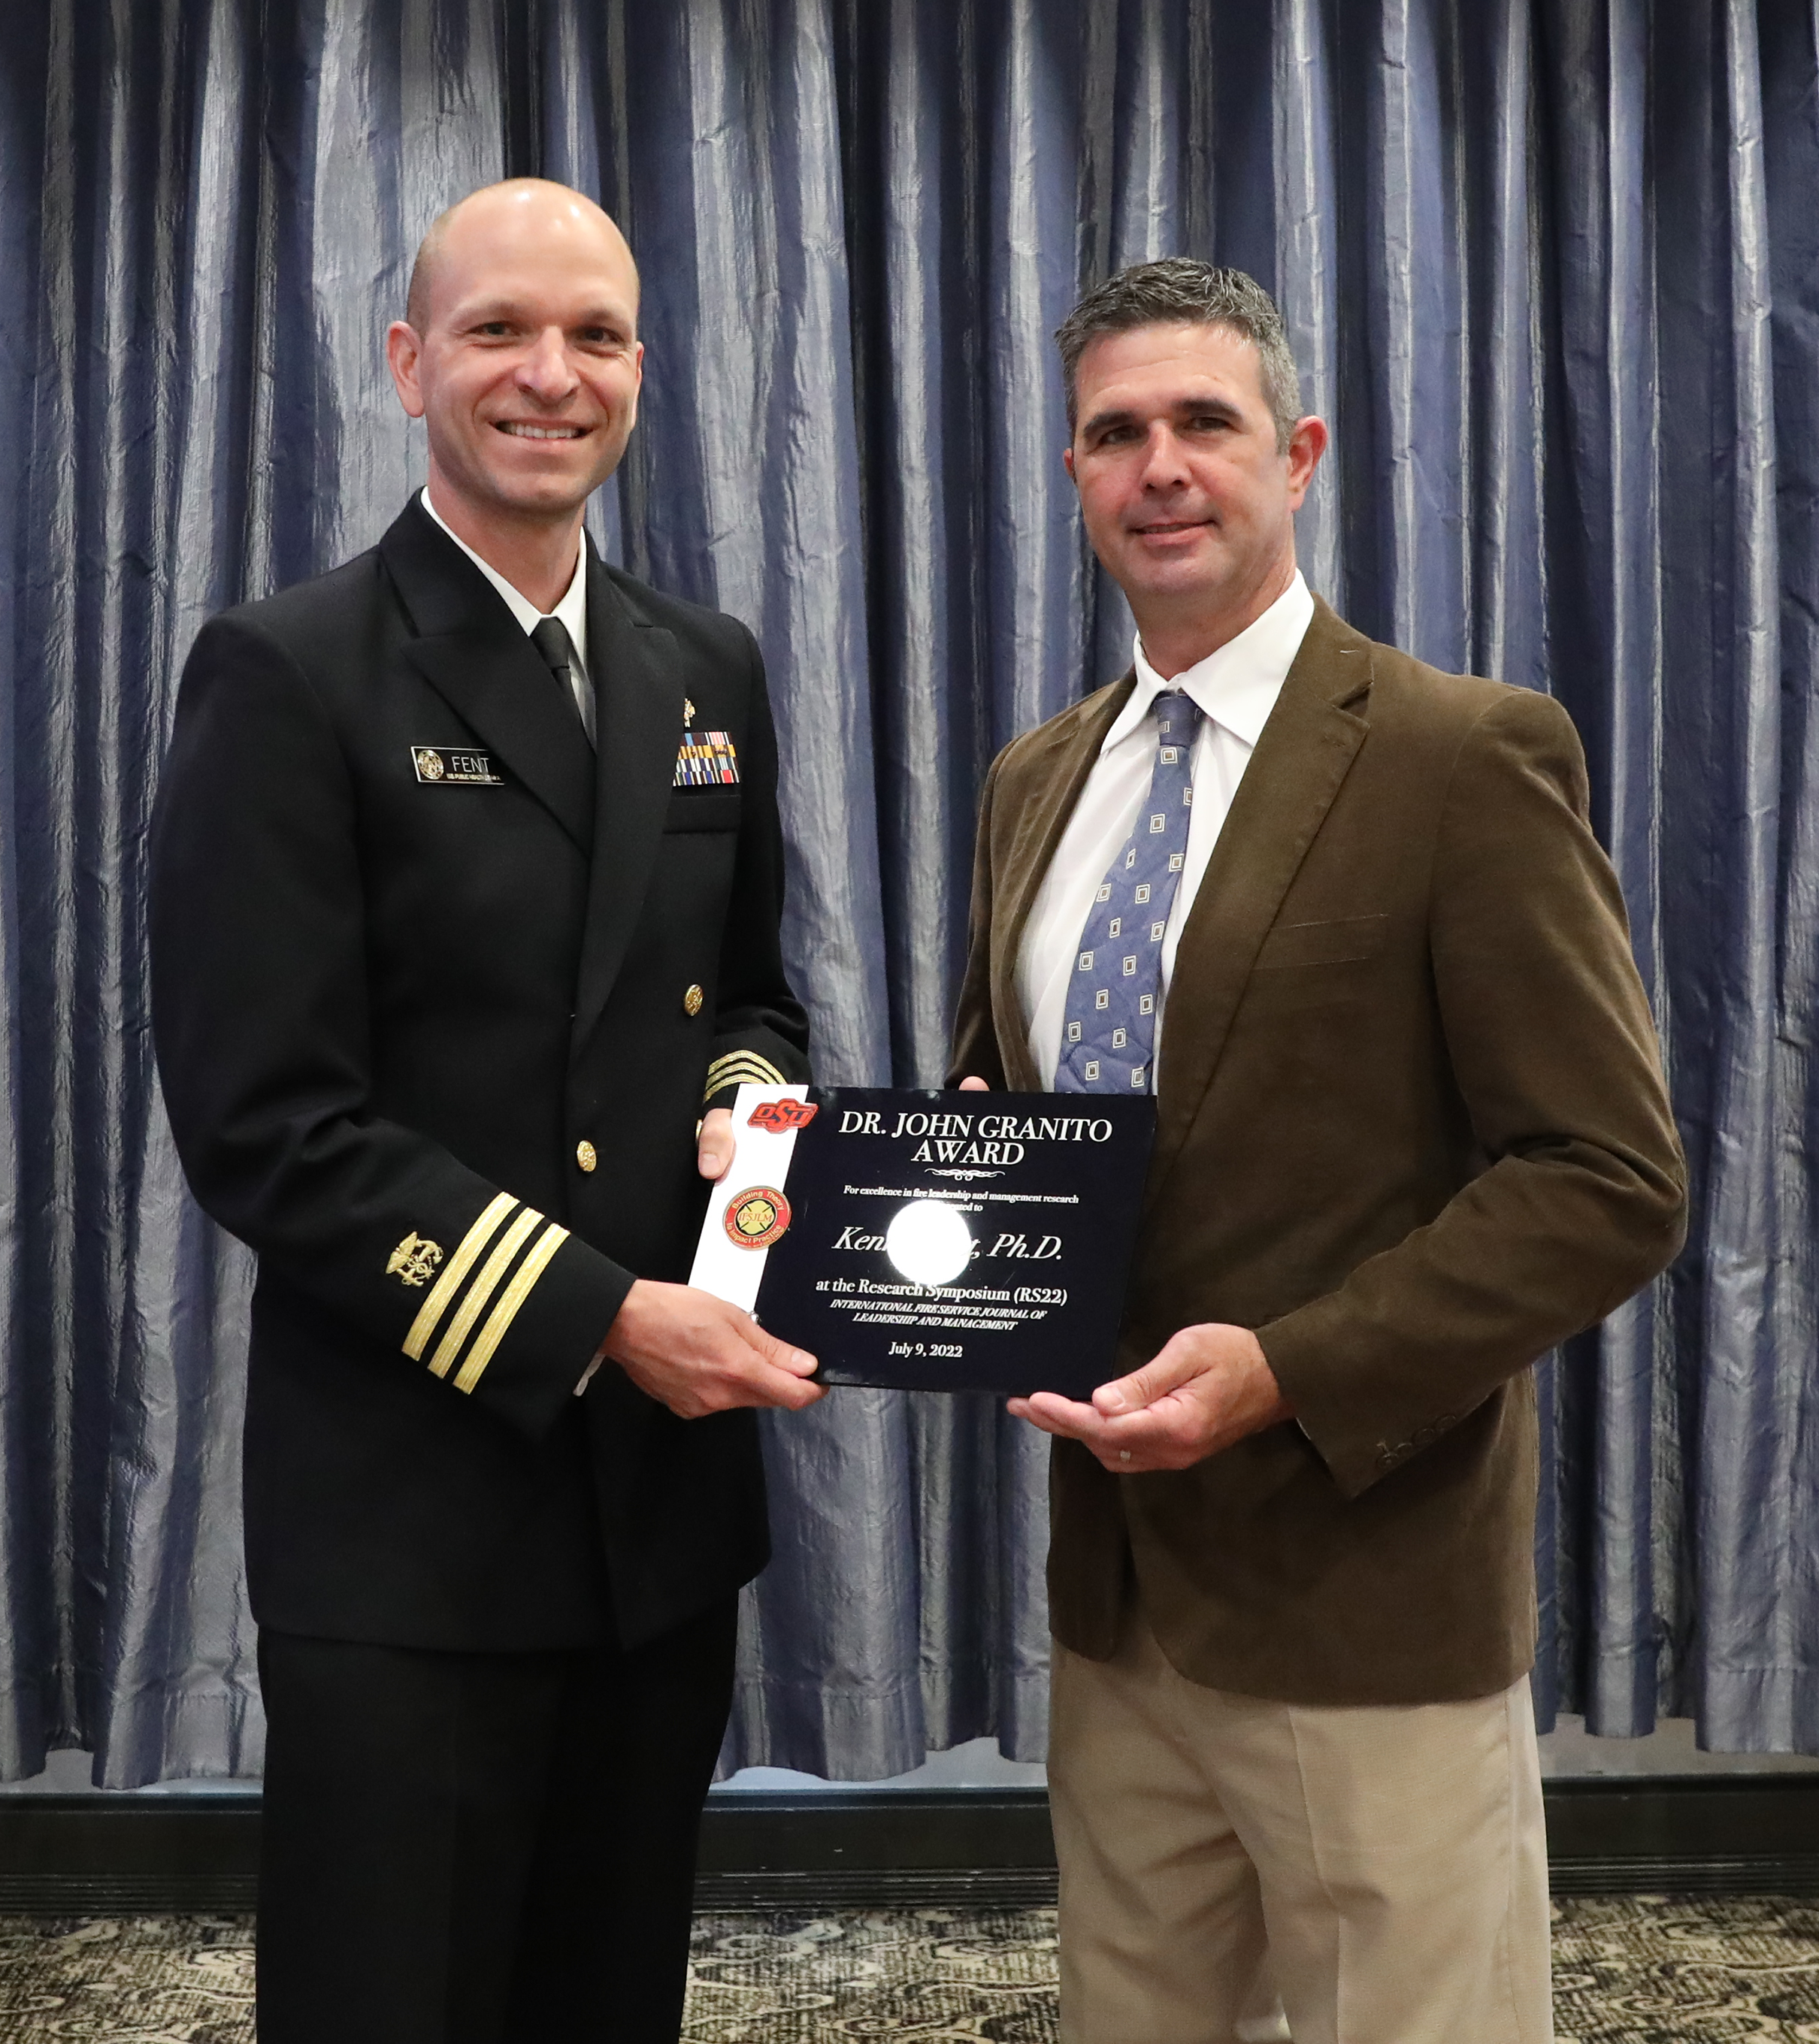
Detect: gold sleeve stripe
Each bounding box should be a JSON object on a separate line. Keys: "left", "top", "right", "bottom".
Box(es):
{"left": 703, "top": 1066, "right": 784, "bottom": 1102}
{"left": 404, "top": 1193, "right": 519, "bottom": 1361}
{"left": 453, "top": 1222, "right": 571, "bottom": 1395}
{"left": 704, "top": 1052, "right": 788, "bottom": 1099}
{"left": 706, "top": 1051, "right": 788, "bottom": 1084}
{"left": 426, "top": 1205, "right": 543, "bottom": 1380}
{"left": 704, "top": 1073, "right": 786, "bottom": 1103}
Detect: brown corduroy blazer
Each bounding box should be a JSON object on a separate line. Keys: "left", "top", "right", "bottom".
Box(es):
{"left": 948, "top": 598, "right": 1687, "bottom": 1706}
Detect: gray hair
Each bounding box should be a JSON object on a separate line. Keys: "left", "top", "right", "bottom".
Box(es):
{"left": 1055, "top": 259, "right": 1303, "bottom": 453}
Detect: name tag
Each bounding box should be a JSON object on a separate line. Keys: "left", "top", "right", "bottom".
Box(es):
{"left": 413, "top": 746, "right": 504, "bottom": 786}
{"left": 673, "top": 730, "right": 740, "bottom": 789}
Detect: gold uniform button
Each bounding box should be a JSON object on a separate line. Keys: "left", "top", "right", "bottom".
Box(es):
{"left": 575, "top": 1140, "right": 598, "bottom": 1174}
{"left": 683, "top": 984, "right": 704, "bottom": 1016}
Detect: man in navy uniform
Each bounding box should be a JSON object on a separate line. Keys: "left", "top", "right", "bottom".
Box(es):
{"left": 150, "top": 180, "right": 820, "bottom": 2042}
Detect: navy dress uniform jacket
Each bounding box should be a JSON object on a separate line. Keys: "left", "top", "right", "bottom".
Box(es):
{"left": 150, "top": 497, "right": 810, "bottom": 1655}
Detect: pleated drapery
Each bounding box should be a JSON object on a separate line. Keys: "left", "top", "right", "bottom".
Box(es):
{"left": 2, "top": 0, "right": 1816, "bottom": 1785}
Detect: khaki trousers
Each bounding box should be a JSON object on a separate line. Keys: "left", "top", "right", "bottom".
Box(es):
{"left": 1049, "top": 1610, "right": 1552, "bottom": 2044}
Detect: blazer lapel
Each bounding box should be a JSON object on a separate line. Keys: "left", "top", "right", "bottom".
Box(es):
{"left": 380, "top": 500, "right": 595, "bottom": 852}
{"left": 988, "top": 680, "right": 1136, "bottom": 1093}
{"left": 1146, "top": 598, "right": 1373, "bottom": 1205}
{"left": 569, "top": 555, "right": 685, "bottom": 1050}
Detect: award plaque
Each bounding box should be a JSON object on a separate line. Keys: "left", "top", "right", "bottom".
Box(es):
{"left": 688, "top": 1084, "right": 1155, "bottom": 1398}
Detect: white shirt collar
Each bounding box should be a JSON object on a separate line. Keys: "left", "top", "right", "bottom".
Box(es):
{"left": 419, "top": 485, "right": 590, "bottom": 673}
{"left": 1105, "top": 570, "right": 1315, "bottom": 753}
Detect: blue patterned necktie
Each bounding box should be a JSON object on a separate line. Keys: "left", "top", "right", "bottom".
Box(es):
{"left": 1055, "top": 690, "right": 1203, "bottom": 1095}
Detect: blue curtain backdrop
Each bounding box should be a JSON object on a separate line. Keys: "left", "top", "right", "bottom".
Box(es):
{"left": 2, "top": 0, "right": 1816, "bottom": 1785}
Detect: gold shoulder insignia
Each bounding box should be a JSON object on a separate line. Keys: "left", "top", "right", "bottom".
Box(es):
{"left": 386, "top": 1232, "right": 444, "bottom": 1287}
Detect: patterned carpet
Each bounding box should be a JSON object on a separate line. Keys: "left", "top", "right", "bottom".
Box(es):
{"left": 0, "top": 1897, "right": 1814, "bottom": 2039}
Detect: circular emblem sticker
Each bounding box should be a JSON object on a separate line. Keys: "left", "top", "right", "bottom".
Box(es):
{"left": 415, "top": 748, "right": 446, "bottom": 781}
{"left": 725, "top": 1186, "right": 791, "bottom": 1250}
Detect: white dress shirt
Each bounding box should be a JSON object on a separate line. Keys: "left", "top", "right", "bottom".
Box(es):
{"left": 419, "top": 487, "right": 592, "bottom": 719}
{"left": 1017, "top": 573, "right": 1315, "bottom": 1088}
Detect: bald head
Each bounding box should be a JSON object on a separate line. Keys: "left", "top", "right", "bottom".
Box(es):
{"left": 386, "top": 175, "right": 645, "bottom": 568}
{"left": 406, "top": 178, "right": 637, "bottom": 334}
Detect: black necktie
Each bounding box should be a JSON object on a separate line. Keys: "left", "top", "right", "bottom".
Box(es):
{"left": 530, "top": 617, "right": 595, "bottom": 748}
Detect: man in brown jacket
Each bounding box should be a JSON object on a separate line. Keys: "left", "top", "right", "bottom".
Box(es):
{"left": 949, "top": 261, "right": 1686, "bottom": 2044}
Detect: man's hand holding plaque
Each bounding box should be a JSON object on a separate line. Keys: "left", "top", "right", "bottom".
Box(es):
{"left": 1006, "top": 1323, "right": 1294, "bottom": 1474}
{"left": 952, "top": 1075, "right": 1294, "bottom": 1468}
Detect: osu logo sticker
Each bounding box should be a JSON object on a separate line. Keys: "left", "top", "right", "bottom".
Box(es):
{"left": 725, "top": 1186, "right": 791, "bottom": 1250}
{"left": 747, "top": 1099, "right": 819, "bottom": 1133}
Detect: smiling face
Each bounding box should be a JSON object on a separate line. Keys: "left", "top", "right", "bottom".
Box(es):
{"left": 1064, "top": 320, "right": 1325, "bottom": 671}
{"left": 386, "top": 182, "right": 643, "bottom": 539}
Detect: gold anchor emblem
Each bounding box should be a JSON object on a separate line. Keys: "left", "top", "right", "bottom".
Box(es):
{"left": 683, "top": 698, "right": 696, "bottom": 723}
{"left": 386, "top": 1232, "right": 444, "bottom": 1287}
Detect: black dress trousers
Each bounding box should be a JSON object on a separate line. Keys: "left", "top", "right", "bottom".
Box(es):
{"left": 255, "top": 1597, "right": 738, "bottom": 2044}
